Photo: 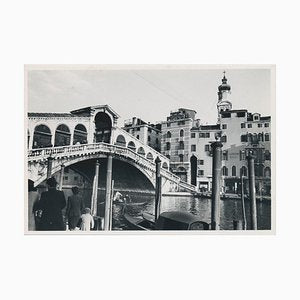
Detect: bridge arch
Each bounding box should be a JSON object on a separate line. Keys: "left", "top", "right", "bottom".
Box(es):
{"left": 55, "top": 124, "right": 71, "bottom": 147}
{"left": 162, "top": 162, "right": 168, "bottom": 170}
{"left": 73, "top": 124, "right": 87, "bottom": 145}
{"left": 33, "top": 124, "right": 52, "bottom": 149}
{"left": 127, "top": 141, "right": 136, "bottom": 152}
{"left": 115, "top": 134, "right": 126, "bottom": 147}
{"left": 137, "top": 147, "right": 145, "bottom": 156}
{"left": 94, "top": 112, "right": 112, "bottom": 143}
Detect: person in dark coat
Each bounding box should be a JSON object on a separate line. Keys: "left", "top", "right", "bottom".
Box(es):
{"left": 38, "top": 177, "right": 66, "bottom": 231}
{"left": 66, "top": 186, "right": 85, "bottom": 230}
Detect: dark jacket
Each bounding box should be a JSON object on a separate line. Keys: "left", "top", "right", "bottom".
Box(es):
{"left": 66, "top": 194, "right": 85, "bottom": 217}
{"left": 38, "top": 188, "right": 66, "bottom": 231}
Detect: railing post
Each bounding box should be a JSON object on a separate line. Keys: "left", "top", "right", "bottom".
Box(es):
{"left": 104, "top": 154, "right": 113, "bottom": 231}
{"left": 46, "top": 156, "right": 54, "bottom": 179}
{"left": 155, "top": 156, "right": 162, "bottom": 221}
{"left": 247, "top": 153, "right": 257, "bottom": 230}
{"left": 211, "top": 141, "right": 223, "bottom": 230}
{"left": 240, "top": 174, "right": 247, "bottom": 230}
{"left": 58, "top": 164, "right": 65, "bottom": 191}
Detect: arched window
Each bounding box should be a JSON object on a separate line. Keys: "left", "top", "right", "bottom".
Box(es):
{"left": 137, "top": 147, "right": 145, "bottom": 156}
{"left": 258, "top": 133, "right": 264, "bottom": 142}
{"left": 55, "top": 124, "right": 71, "bottom": 147}
{"left": 179, "top": 141, "right": 184, "bottom": 150}
{"left": 232, "top": 166, "right": 236, "bottom": 177}
{"left": 127, "top": 141, "right": 136, "bottom": 152}
{"left": 94, "top": 112, "right": 112, "bottom": 143}
{"left": 33, "top": 124, "right": 52, "bottom": 149}
{"left": 248, "top": 133, "right": 253, "bottom": 143}
{"left": 222, "top": 166, "right": 228, "bottom": 176}
{"left": 221, "top": 135, "right": 227, "bottom": 143}
{"left": 264, "top": 167, "right": 271, "bottom": 177}
{"left": 166, "top": 142, "right": 170, "bottom": 151}
{"left": 180, "top": 129, "right": 184, "bottom": 137}
{"left": 166, "top": 131, "right": 171, "bottom": 138}
{"left": 240, "top": 166, "right": 247, "bottom": 177}
{"left": 264, "top": 150, "right": 271, "bottom": 160}
{"left": 265, "top": 133, "right": 270, "bottom": 141}
{"left": 73, "top": 124, "right": 87, "bottom": 145}
{"left": 146, "top": 152, "right": 154, "bottom": 161}
{"left": 115, "top": 134, "right": 126, "bottom": 147}
{"left": 162, "top": 162, "right": 168, "bottom": 169}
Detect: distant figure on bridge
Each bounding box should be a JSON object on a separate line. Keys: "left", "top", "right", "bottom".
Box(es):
{"left": 80, "top": 208, "right": 94, "bottom": 231}
{"left": 38, "top": 177, "right": 66, "bottom": 231}
{"left": 66, "top": 186, "right": 85, "bottom": 231}
{"left": 113, "top": 191, "right": 123, "bottom": 203}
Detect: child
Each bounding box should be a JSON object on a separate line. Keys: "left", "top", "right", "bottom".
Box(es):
{"left": 80, "top": 208, "right": 94, "bottom": 231}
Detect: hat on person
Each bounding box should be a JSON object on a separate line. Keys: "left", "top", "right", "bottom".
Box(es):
{"left": 46, "top": 177, "right": 57, "bottom": 187}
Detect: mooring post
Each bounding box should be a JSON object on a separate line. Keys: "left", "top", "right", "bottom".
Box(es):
{"left": 91, "top": 160, "right": 100, "bottom": 217}
{"left": 233, "top": 220, "right": 243, "bottom": 230}
{"left": 240, "top": 174, "right": 247, "bottom": 230}
{"left": 46, "top": 156, "right": 54, "bottom": 179}
{"left": 58, "top": 164, "right": 65, "bottom": 191}
{"left": 104, "top": 154, "right": 113, "bottom": 231}
{"left": 211, "top": 141, "right": 223, "bottom": 230}
{"left": 155, "top": 156, "right": 162, "bottom": 221}
{"left": 247, "top": 153, "right": 257, "bottom": 230}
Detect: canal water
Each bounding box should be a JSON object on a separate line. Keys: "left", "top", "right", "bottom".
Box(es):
{"left": 60, "top": 187, "right": 271, "bottom": 230}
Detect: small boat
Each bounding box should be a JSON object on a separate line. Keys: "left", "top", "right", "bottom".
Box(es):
{"left": 123, "top": 210, "right": 210, "bottom": 231}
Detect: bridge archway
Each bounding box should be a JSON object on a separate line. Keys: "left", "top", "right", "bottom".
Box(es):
{"left": 127, "top": 141, "right": 136, "bottom": 152}
{"left": 94, "top": 112, "right": 112, "bottom": 143}
{"left": 146, "top": 152, "right": 154, "bottom": 161}
{"left": 115, "top": 134, "right": 126, "bottom": 147}
{"left": 55, "top": 124, "right": 71, "bottom": 147}
{"left": 73, "top": 124, "right": 87, "bottom": 145}
{"left": 137, "top": 147, "right": 145, "bottom": 156}
{"left": 162, "top": 162, "right": 168, "bottom": 170}
{"left": 33, "top": 124, "right": 52, "bottom": 148}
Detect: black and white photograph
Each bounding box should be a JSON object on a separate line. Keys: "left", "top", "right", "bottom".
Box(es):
{"left": 25, "top": 65, "right": 275, "bottom": 233}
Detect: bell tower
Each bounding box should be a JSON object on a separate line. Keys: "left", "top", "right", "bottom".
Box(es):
{"left": 217, "top": 71, "right": 232, "bottom": 120}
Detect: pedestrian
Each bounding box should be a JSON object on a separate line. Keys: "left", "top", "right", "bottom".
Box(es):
{"left": 113, "top": 191, "right": 123, "bottom": 203}
{"left": 65, "top": 186, "right": 85, "bottom": 230}
{"left": 80, "top": 208, "right": 94, "bottom": 231}
{"left": 38, "top": 177, "right": 66, "bottom": 231}
{"left": 28, "top": 180, "right": 39, "bottom": 231}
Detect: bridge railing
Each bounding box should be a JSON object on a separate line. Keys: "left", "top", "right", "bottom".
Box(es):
{"left": 28, "top": 143, "right": 196, "bottom": 192}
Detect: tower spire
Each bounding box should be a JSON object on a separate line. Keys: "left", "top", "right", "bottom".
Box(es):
{"left": 217, "top": 71, "right": 232, "bottom": 120}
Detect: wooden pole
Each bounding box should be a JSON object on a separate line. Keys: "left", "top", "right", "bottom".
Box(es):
{"left": 240, "top": 174, "right": 247, "bottom": 230}
{"left": 109, "top": 180, "right": 114, "bottom": 230}
{"left": 155, "top": 157, "right": 162, "bottom": 221}
{"left": 247, "top": 154, "right": 257, "bottom": 230}
{"left": 46, "top": 157, "right": 54, "bottom": 179}
{"left": 58, "top": 164, "right": 65, "bottom": 191}
{"left": 91, "top": 160, "right": 100, "bottom": 217}
{"left": 104, "top": 154, "right": 113, "bottom": 231}
{"left": 233, "top": 220, "right": 243, "bottom": 230}
{"left": 211, "top": 141, "right": 223, "bottom": 230}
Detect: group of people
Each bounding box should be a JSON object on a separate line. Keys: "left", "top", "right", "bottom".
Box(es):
{"left": 28, "top": 177, "right": 94, "bottom": 231}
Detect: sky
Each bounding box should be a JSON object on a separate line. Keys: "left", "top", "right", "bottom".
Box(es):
{"left": 27, "top": 67, "right": 271, "bottom": 125}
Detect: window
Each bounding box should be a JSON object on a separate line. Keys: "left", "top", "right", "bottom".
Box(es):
{"left": 148, "top": 128, "right": 152, "bottom": 133}
{"left": 237, "top": 112, "right": 245, "bottom": 117}
{"left": 180, "top": 129, "right": 184, "bottom": 137}
{"left": 136, "top": 135, "right": 139, "bottom": 139}
{"left": 241, "top": 123, "right": 245, "bottom": 128}
{"left": 155, "top": 138, "right": 159, "bottom": 144}
{"left": 222, "top": 166, "right": 228, "bottom": 176}
{"left": 222, "top": 151, "right": 228, "bottom": 160}
{"left": 148, "top": 136, "right": 151, "bottom": 142}
{"left": 167, "top": 123, "right": 171, "bottom": 127}
{"left": 205, "top": 144, "right": 210, "bottom": 151}
{"left": 63, "top": 176, "right": 68, "bottom": 181}
{"left": 258, "top": 133, "right": 264, "bottom": 142}
{"left": 258, "top": 123, "right": 262, "bottom": 128}
{"left": 265, "top": 150, "right": 271, "bottom": 160}
{"left": 166, "top": 131, "right": 171, "bottom": 138}
{"left": 232, "top": 166, "right": 236, "bottom": 177}
{"left": 199, "top": 160, "right": 204, "bottom": 165}
{"left": 221, "top": 135, "right": 227, "bottom": 143}
{"left": 74, "top": 176, "right": 78, "bottom": 181}
{"left": 179, "top": 154, "right": 184, "bottom": 162}
{"left": 265, "top": 123, "right": 269, "bottom": 127}
{"left": 137, "top": 127, "right": 140, "bottom": 131}
{"left": 265, "top": 133, "right": 270, "bottom": 141}
{"left": 222, "top": 124, "right": 227, "bottom": 130}
{"left": 199, "top": 133, "right": 205, "bottom": 138}
{"left": 166, "top": 142, "right": 170, "bottom": 150}
{"left": 248, "top": 123, "right": 252, "bottom": 128}
{"left": 205, "top": 132, "right": 210, "bottom": 138}
{"left": 254, "top": 115, "right": 259, "bottom": 121}
{"left": 179, "top": 141, "right": 184, "bottom": 150}
{"left": 221, "top": 112, "right": 231, "bottom": 118}
{"left": 241, "top": 135, "right": 247, "bottom": 142}
{"left": 240, "top": 150, "right": 246, "bottom": 160}
{"left": 191, "top": 132, "right": 196, "bottom": 138}
{"left": 198, "top": 170, "right": 204, "bottom": 176}
{"left": 191, "top": 145, "right": 196, "bottom": 152}
{"left": 178, "top": 121, "right": 185, "bottom": 125}
{"left": 240, "top": 166, "right": 247, "bottom": 177}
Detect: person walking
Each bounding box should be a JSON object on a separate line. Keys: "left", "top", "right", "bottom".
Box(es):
{"left": 66, "top": 186, "right": 85, "bottom": 230}
{"left": 38, "top": 177, "right": 66, "bottom": 231}
{"left": 80, "top": 208, "right": 94, "bottom": 231}
{"left": 28, "top": 180, "right": 39, "bottom": 231}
